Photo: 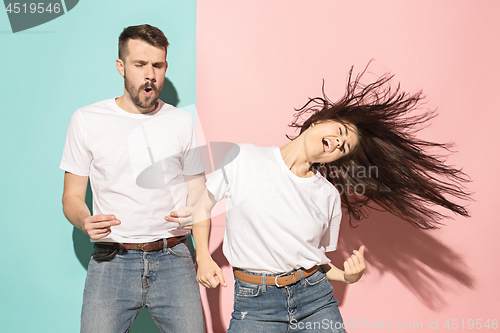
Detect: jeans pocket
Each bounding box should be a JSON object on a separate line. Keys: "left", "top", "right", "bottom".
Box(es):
{"left": 304, "top": 270, "right": 328, "bottom": 286}
{"left": 234, "top": 280, "right": 261, "bottom": 298}
{"left": 92, "top": 246, "right": 119, "bottom": 262}
{"left": 167, "top": 242, "right": 192, "bottom": 258}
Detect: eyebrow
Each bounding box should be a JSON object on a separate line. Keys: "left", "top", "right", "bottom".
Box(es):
{"left": 343, "top": 124, "right": 351, "bottom": 152}
{"left": 132, "top": 60, "right": 165, "bottom": 66}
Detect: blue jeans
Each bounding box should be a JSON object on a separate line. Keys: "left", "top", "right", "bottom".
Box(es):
{"left": 81, "top": 241, "right": 205, "bottom": 333}
{"left": 227, "top": 268, "right": 346, "bottom": 333}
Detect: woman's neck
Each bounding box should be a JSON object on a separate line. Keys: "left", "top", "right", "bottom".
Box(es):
{"left": 280, "top": 138, "right": 315, "bottom": 178}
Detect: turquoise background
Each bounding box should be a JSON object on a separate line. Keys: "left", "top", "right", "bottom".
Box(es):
{"left": 0, "top": 1, "right": 197, "bottom": 331}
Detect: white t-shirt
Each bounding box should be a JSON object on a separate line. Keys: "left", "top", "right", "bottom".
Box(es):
{"left": 206, "top": 143, "right": 342, "bottom": 273}
{"left": 60, "top": 98, "right": 204, "bottom": 243}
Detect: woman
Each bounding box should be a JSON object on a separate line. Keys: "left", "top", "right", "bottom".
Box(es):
{"left": 192, "top": 67, "right": 470, "bottom": 332}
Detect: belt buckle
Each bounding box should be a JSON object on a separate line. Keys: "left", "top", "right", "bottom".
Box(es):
{"left": 140, "top": 243, "right": 146, "bottom": 251}
{"left": 274, "top": 271, "right": 290, "bottom": 287}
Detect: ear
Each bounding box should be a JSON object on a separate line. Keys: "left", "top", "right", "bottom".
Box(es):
{"left": 165, "top": 60, "right": 168, "bottom": 71}
{"left": 116, "top": 58, "right": 125, "bottom": 77}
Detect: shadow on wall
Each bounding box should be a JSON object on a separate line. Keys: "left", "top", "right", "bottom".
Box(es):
{"left": 327, "top": 209, "right": 476, "bottom": 310}
{"left": 71, "top": 77, "right": 181, "bottom": 333}
{"left": 159, "top": 77, "right": 180, "bottom": 107}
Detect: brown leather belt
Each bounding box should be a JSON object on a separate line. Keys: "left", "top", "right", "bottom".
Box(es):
{"left": 96, "top": 236, "right": 186, "bottom": 252}
{"left": 234, "top": 265, "right": 319, "bottom": 287}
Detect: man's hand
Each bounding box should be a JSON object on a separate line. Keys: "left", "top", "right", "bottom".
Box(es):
{"left": 165, "top": 206, "right": 193, "bottom": 229}
{"left": 62, "top": 172, "right": 120, "bottom": 240}
{"left": 343, "top": 245, "right": 366, "bottom": 284}
{"left": 196, "top": 256, "right": 227, "bottom": 289}
{"left": 83, "top": 214, "right": 121, "bottom": 240}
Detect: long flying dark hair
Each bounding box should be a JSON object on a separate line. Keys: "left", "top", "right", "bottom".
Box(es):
{"left": 289, "top": 66, "right": 470, "bottom": 229}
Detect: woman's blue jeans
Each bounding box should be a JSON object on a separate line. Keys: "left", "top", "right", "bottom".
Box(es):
{"left": 227, "top": 268, "right": 346, "bottom": 333}
{"left": 80, "top": 241, "right": 205, "bottom": 333}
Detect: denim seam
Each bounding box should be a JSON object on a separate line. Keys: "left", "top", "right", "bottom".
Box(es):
{"left": 124, "top": 309, "right": 141, "bottom": 333}
{"left": 150, "top": 314, "right": 165, "bottom": 333}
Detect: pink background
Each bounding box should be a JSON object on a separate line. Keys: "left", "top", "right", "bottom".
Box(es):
{"left": 197, "top": 1, "right": 500, "bottom": 331}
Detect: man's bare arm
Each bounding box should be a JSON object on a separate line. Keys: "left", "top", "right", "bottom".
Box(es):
{"left": 62, "top": 172, "right": 120, "bottom": 240}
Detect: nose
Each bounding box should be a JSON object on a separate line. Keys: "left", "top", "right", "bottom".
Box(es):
{"left": 145, "top": 65, "right": 156, "bottom": 82}
{"left": 335, "top": 137, "right": 344, "bottom": 148}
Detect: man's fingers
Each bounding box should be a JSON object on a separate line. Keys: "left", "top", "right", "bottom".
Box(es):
{"left": 86, "top": 220, "right": 120, "bottom": 231}
{"left": 88, "top": 228, "right": 112, "bottom": 240}
{"left": 89, "top": 214, "right": 117, "bottom": 222}
{"left": 95, "top": 220, "right": 120, "bottom": 228}
{"left": 168, "top": 206, "right": 194, "bottom": 219}
{"left": 83, "top": 214, "right": 120, "bottom": 239}
{"left": 166, "top": 216, "right": 192, "bottom": 224}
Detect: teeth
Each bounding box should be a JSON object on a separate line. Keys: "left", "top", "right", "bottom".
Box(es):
{"left": 323, "top": 138, "right": 333, "bottom": 153}
{"left": 322, "top": 138, "right": 330, "bottom": 152}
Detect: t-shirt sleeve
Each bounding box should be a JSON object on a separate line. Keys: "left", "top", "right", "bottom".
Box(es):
{"left": 60, "top": 110, "right": 92, "bottom": 176}
{"left": 320, "top": 191, "right": 342, "bottom": 252}
{"left": 181, "top": 118, "right": 205, "bottom": 176}
{"left": 206, "top": 144, "right": 241, "bottom": 201}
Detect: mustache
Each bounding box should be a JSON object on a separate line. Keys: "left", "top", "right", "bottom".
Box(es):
{"left": 140, "top": 82, "right": 157, "bottom": 92}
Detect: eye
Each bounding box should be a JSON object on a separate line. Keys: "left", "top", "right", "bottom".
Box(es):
{"left": 339, "top": 127, "right": 343, "bottom": 135}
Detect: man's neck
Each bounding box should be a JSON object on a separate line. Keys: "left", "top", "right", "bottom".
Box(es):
{"left": 115, "top": 95, "right": 158, "bottom": 115}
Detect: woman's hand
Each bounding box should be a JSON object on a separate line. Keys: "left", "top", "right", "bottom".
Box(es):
{"left": 196, "top": 256, "right": 227, "bottom": 289}
{"left": 343, "top": 245, "right": 366, "bottom": 284}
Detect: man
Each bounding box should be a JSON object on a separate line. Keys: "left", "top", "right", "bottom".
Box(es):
{"left": 61, "top": 24, "right": 206, "bottom": 332}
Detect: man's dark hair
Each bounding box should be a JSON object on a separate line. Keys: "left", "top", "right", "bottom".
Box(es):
{"left": 118, "top": 24, "right": 169, "bottom": 61}
{"left": 288, "top": 65, "right": 471, "bottom": 229}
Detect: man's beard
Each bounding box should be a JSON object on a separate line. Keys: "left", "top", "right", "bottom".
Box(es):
{"left": 124, "top": 75, "right": 160, "bottom": 110}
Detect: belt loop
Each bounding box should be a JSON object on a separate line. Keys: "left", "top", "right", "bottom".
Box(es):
{"left": 297, "top": 269, "right": 305, "bottom": 285}
{"left": 118, "top": 243, "right": 124, "bottom": 255}
{"left": 163, "top": 238, "right": 168, "bottom": 253}
{"left": 261, "top": 274, "right": 267, "bottom": 293}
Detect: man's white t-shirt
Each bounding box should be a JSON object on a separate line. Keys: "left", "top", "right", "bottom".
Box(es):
{"left": 60, "top": 98, "right": 204, "bottom": 243}
{"left": 206, "top": 143, "right": 342, "bottom": 274}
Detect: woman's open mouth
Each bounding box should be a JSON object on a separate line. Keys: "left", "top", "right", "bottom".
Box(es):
{"left": 322, "top": 138, "right": 334, "bottom": 153}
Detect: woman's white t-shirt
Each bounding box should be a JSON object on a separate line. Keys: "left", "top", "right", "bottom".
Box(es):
{"left": 206, "top": 143, "right": 342, "bottom": 274}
